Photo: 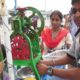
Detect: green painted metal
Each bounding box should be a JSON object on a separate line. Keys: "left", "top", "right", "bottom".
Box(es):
{"left": 12, "top": 7, "right": 44, "bottom": 35}
{"left": 0, "top": 47, "right": 3, "bottom": 61}
{"left": 10, "top": 7, "right": 44, "bottom": 80}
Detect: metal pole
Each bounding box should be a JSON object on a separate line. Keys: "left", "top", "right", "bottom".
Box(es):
{"left": 2, "top": 12, "right": 15, "bottom": 80}
{"left": 14, "top": 0, "right": 17, "bottom": 14}
{"left": 45, "top": 0, "right": 46, "bottom": 11}
{"left": 2, "top": 1, "right": 15, "bottom": 80}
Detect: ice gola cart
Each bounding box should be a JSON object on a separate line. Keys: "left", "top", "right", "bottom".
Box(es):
{"left": 10, "top": 7, "right": 44, "bottom": 80}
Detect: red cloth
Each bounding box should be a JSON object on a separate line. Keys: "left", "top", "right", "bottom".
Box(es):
{"left": 41, "top": 27, "right": 69, "bottom": 49}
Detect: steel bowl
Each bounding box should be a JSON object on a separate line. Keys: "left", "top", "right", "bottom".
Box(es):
{"left": 16, "top": 67, "right": 35, "bottom": 79}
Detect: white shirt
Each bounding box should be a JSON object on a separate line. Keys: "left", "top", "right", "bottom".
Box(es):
{"left": 70, "top": 20, "right": 78, "bottom": 36}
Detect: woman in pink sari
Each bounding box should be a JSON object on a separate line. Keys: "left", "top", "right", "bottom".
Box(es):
{"left": 41, "top": 10, "right": 73, "bottom": 55}
{"left": 41, "top": 10, "right": 73, "bottom": 80}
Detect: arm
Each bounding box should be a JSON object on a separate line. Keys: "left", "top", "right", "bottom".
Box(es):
{"left": 38, "top": 65, "right": 80, "bottom": 80}
{"left": 37, "top": 55, "right": 79, "bottom": 80}
{"left": 0, "top": 61, "right": 4, "bottom": 74}
{"left": 42, "top": 53, "right": 74, "bottom": 66}
{"left": 52, "top": 67, "right": 80, "bottom": 80}
{"left": 37, "top": 41, "right": 79, "bottom": 80}
{"left": 0, "top": 44, "right": 5, "bottom": 74}
{"left": 52, "top": 54, "right": 74, "bottom": 66}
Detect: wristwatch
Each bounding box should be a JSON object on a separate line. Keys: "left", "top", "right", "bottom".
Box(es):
{"left": 47, "top": 66, "right": 53, "bottom": 75}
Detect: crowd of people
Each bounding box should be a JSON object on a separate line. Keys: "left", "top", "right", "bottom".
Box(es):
{"left": 40, "top": 10, "right": 73, "bottom": 80}
{"left": 37, "top": 0, "right": 80, "bottom": 80}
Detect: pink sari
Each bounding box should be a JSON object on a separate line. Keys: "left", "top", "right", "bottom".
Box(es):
{"left": 41, "top": 27, "right": 69, "bottom": 48}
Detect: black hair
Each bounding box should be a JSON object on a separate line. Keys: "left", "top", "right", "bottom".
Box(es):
{"left": 50, "top": 10, "right": 63, "bottom": 21}
{"left": 71, "top": 0, "right": 80, "bottom": 5}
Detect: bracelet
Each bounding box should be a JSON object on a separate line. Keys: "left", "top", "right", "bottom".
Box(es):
{"left": 52, "top": 60, "right": 55, "bottom": 66}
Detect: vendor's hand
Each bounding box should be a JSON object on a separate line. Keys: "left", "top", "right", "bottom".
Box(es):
{"left": 0, "top": 61, "right": 4, "bottom": 74}
{"left": 40, "top": 60, "right": 54, "bottom": 66}
{"left": 37, "top": 62, "right": 48, "bottom": 75}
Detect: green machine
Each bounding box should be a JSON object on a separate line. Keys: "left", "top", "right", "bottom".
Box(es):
{"left": 10, "top": 7, "right": 44, "bottom": 80}
{"left": 0, "top": 44, "right": 6, "bottom": 80}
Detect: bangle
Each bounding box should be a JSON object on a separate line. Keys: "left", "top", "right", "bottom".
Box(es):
{"left": 52, "top": 68, "right": 54, "bottom": 75}
{"left": 52, "top": 60, "right": 55, "bottom": 66}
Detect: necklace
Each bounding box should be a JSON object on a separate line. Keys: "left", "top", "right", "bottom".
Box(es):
{"left": 52, "top": 28, "right": 61, "bottom": 39}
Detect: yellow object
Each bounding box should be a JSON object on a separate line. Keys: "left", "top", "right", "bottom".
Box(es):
{"left": 24, "top": 77, "right": 36, "bottom": 80}
{"left": 0, "top": 0, "right": 6, "bottom": 16}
